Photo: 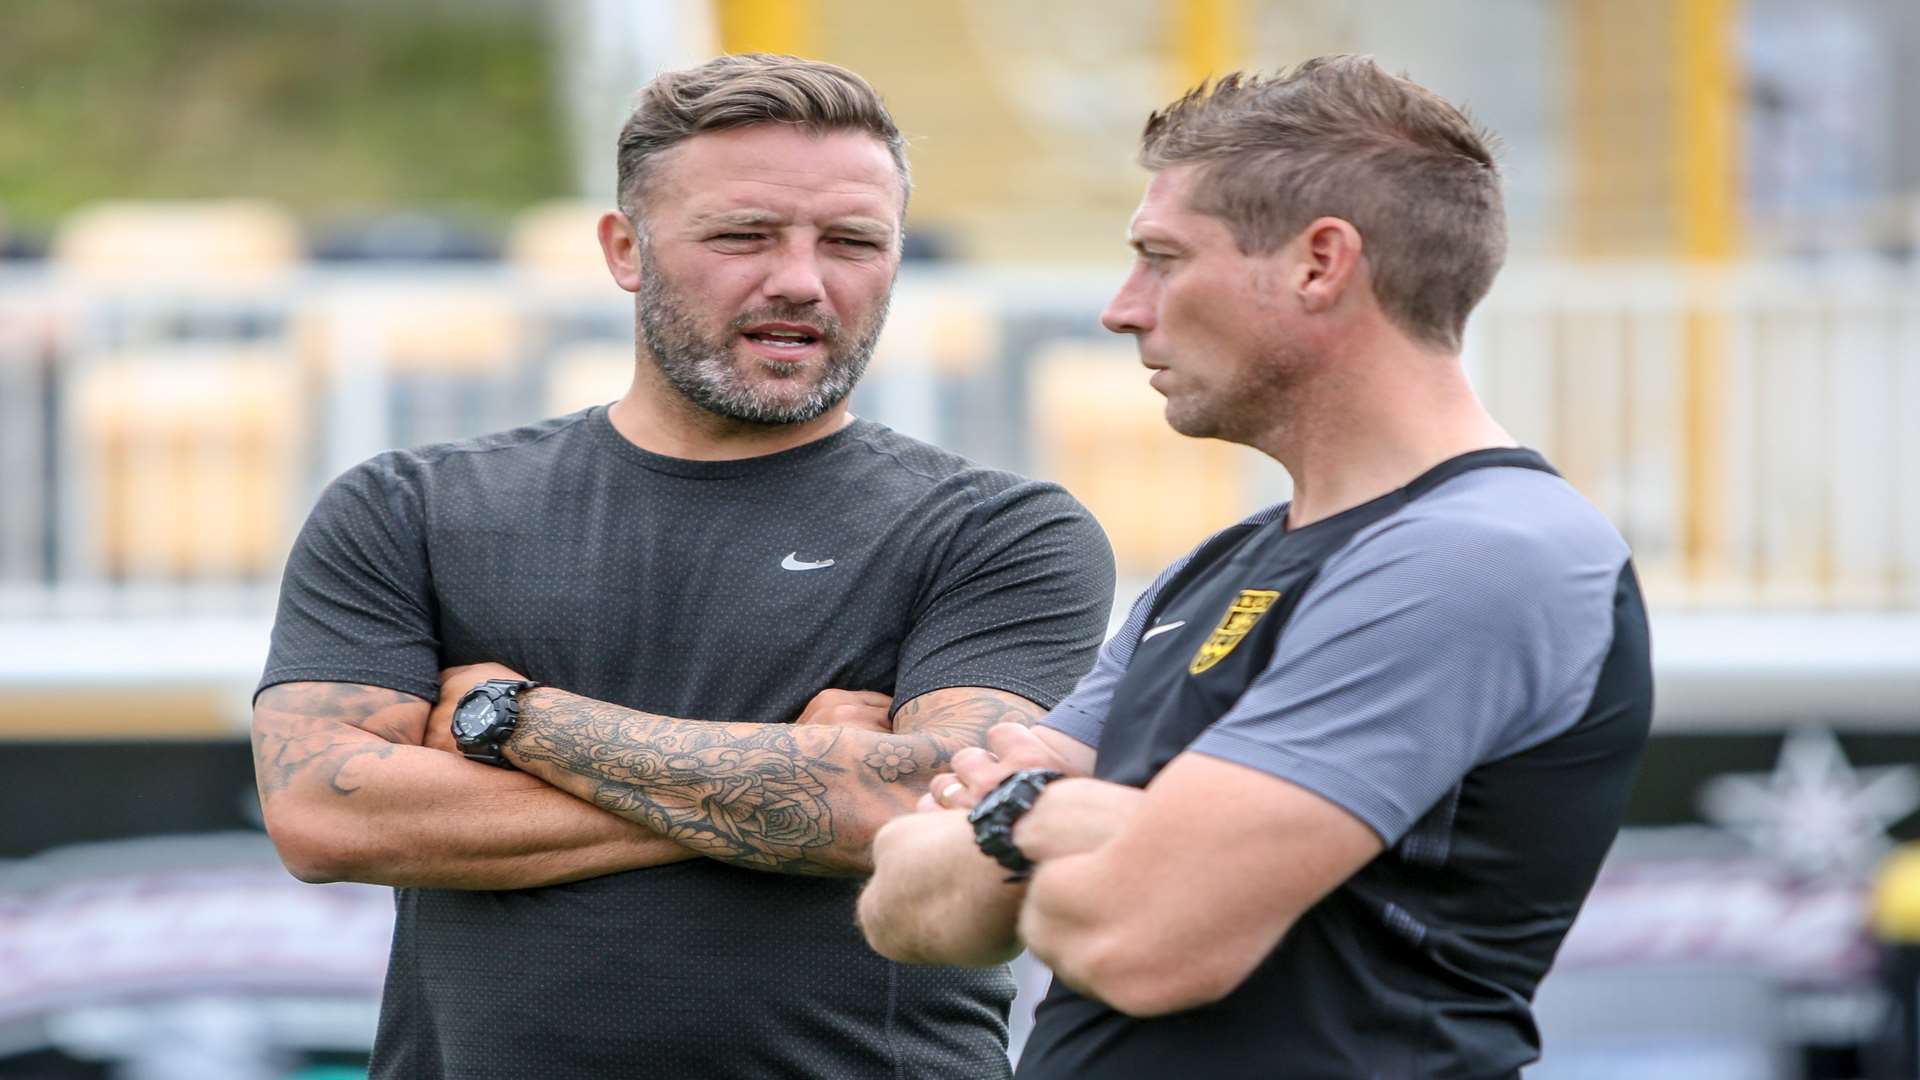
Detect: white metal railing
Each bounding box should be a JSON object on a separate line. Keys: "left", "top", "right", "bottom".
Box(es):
{"left": 1, "top": 259, "right": 1917, "bottom": 618}
{"left": 1470, "top": 261, "right": 1920, "bottom": 610}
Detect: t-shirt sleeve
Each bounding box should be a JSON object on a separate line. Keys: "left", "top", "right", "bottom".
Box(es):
{"left": 1186, "top": 512, "right": 1625, "bottom": 845}
{"left": 891, "top": 482, "right": 1115, "bottom": 712}
{"left": 1041, "top": 504, "right": 1288, "bottom": 749}
{"left": 255, "top": 455, "right": 442, "bottom": 703}
{"left": 1038, "top": 587, "right": 1148, "bottom": 749}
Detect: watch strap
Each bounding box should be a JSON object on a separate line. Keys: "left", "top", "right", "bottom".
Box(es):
{"left": 967, "top": 768, "right": 1065, "bottom": 881}
{"left": 455, "top": 679, "right": 542, "bottom": 769}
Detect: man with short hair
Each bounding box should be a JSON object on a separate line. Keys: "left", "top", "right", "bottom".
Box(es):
{"left": 859, "top": 55, "right": 1652, "bottom": 1077}
{"left": 253, "top": 54, "right": 1113, "bottom": 1078}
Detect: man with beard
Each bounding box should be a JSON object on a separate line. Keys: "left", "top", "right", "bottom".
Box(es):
{"left": 859, "top": 56, "right": 1652, "bottom": 1077}
{"left": 252, "top": 55, "right": 1113, "bottom": 1078}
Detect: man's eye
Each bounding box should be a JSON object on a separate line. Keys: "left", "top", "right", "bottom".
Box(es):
{"left": 713, "top": 233, "right": 765, "bottom": 242}
{"left": 830, "top": 238, "right": 880, "bottom": 249}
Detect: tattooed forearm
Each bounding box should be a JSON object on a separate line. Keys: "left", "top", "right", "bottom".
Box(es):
{"left": 509, "top": 686, "right": 1046, "bottom": 876}
{"left": 252, "top": 683, "right": 426, "bottom": 799}
{"left": 253, "top": 728, "right": 397, "bottom": 797}
{"left": 511, "top": 697, "right": 846, "bottom": 874}
{"left": 862, "top": 741, "right": 920, "bottom": 783}
{"left": 250, "top": 681, "right": 705, "bottom": 888}
{"left": 882, "top": 690, "right": 1045, "bottom": 781}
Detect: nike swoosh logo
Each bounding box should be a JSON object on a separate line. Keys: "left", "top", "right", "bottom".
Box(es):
{"left": 1140, "top": 620, "right": 1186, "bottom": 642}
{"left": 782, "top": 553, "right": 836, "bottom": 571}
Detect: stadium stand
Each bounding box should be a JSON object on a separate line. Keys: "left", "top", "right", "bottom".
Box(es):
{"left": 69, "top": 347, "right": 303, "bottom": 582}
{"left": 1029, "top": 340, "right": 1256, "bottom": 577}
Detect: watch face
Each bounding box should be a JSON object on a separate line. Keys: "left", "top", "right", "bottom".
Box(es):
{"left": 970, "top": 781, "right": 1015, "bottom": 824}
{"left": 452, "top": 695, "right": 495, "bottom": 740}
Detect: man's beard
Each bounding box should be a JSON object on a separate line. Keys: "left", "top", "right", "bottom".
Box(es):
{"left": 1163, "top": 342, "right": 1308, "bottom": 447}
{"left": 636, "top": 246, "right": 888, "bottom": 426}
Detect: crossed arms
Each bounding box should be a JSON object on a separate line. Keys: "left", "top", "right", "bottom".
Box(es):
{"left": 856, "top": 723, "right": 1383, "bottom": 1017}
{"left": 252, "top": 669, "right": 1044, "bottom": 889}
{"left": 252, "top": 664, "right": 1385, "bottom": 1016}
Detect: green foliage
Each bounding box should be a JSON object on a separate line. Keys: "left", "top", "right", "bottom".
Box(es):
{"left": 0, "top": 0, "right": 569, "bottom": 228}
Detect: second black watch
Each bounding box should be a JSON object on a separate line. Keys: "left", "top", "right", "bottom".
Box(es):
{"left": 967, "top": 767, "right": 1065, "bottom": 881}
{"left": 451, "top": 679, "right": 543, "bottom": 769}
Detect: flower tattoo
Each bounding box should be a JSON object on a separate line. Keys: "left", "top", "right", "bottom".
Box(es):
{"left": 863, "top": 740, "right": 919, "bottom": 783}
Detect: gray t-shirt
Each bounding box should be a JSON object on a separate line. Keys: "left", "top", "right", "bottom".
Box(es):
{"left": 1047, "top": 463, "right": 1632, "bottom": 843}
{"left": 1027, "top": 451, "right": 1651, "bottom": 1078}
{"left": 260, "top": 405, "right": 1115, "bottom": 1079}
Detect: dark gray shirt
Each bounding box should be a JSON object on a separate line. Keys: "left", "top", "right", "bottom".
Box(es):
{"left": 260, "top": 406, "right": 1115, "bottom": 1079}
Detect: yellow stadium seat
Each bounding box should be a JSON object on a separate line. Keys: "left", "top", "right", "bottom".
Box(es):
{"left": 545, "top": 342, "right": 634, "bottom": 417}
{"left": 51, "top": 200, "right": 301, "bottom": 287}
{"left": 70, "top": 347, "right": 302, "bottom": 580}
{"left": 1029, "top": 341, "right": 1254, "bottom": 577}
{"left": 306, "top": 283, "right": 529, "bottom": 448}
{"left": 325, "top": 285, "right": 522, "bottom": 376}
{"left": 507, "top": 201, "right": 615, "bottom": 286}
{"left": 874, "top": 288, "right": 1000, "bottom": 379}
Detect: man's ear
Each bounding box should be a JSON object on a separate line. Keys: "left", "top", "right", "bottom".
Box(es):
{"left": 1293, "top": 217, "right": 1364, "bottom": 316}
{"left": 597, "top": 211, "right": 645, "bottom": 294}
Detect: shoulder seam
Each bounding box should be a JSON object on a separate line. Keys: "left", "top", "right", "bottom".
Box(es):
{"left": 842, "top": 425, "right": 969, "bottom": 487}
{"left": 402, "top": 410, "right": 597, "bottom": 468}
{"left": 842, "top": 425, "right": 1051, "bottom": 514}
{"left": 1329, "top": 467, "right": 1599, "bottom": 554}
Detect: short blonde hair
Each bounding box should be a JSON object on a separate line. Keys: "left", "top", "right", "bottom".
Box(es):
{"left": 1142, "top": 55, "right": 1505, "bottom": 352}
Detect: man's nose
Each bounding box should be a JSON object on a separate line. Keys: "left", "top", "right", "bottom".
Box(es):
{"left": 762, "top": 241, "right": 827, "bottom": 306}
{"left": 1101, "top": 269, "right": 1153, "bottom": 335}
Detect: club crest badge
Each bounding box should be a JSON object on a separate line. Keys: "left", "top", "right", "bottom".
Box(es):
{"left": 1189, "top": 589, "right": 1282, "bottom": 675}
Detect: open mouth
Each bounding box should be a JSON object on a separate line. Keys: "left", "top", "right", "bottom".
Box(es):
{"left": 742, "top": 326, "right": 823, "bottom": 351}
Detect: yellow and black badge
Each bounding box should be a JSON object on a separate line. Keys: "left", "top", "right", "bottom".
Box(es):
{"left": 1189, "top": 589, "right": 1281, "bottom": 675}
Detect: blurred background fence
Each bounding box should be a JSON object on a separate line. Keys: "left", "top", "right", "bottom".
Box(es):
{"left": 5, "top": 245, "right": 1917, "bottom": 735}
{"left": 7, "top": 248, "right": 1920, "bottom": 611}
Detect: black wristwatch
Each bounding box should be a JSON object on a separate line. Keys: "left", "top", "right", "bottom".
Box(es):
{"left": 967, "top": 768, "right": 1065, "bottom": 881}
{"left": 451, "top": 679, "right": 543, "bottom": 768}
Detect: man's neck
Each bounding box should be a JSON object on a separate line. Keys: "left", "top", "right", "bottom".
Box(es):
{"left": 1262, "top": 345, "right": 1516, "bottom": 530}
{"left": 606, "top": 363, "right": 855, "bottom": 462}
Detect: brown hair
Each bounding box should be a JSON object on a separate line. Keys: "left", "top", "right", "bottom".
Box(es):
{"left": 1141, "top": 55, "right": 1505, "bottom": 352}
{"left": 616, "top": 53, "right": 909, "bottom": 220}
